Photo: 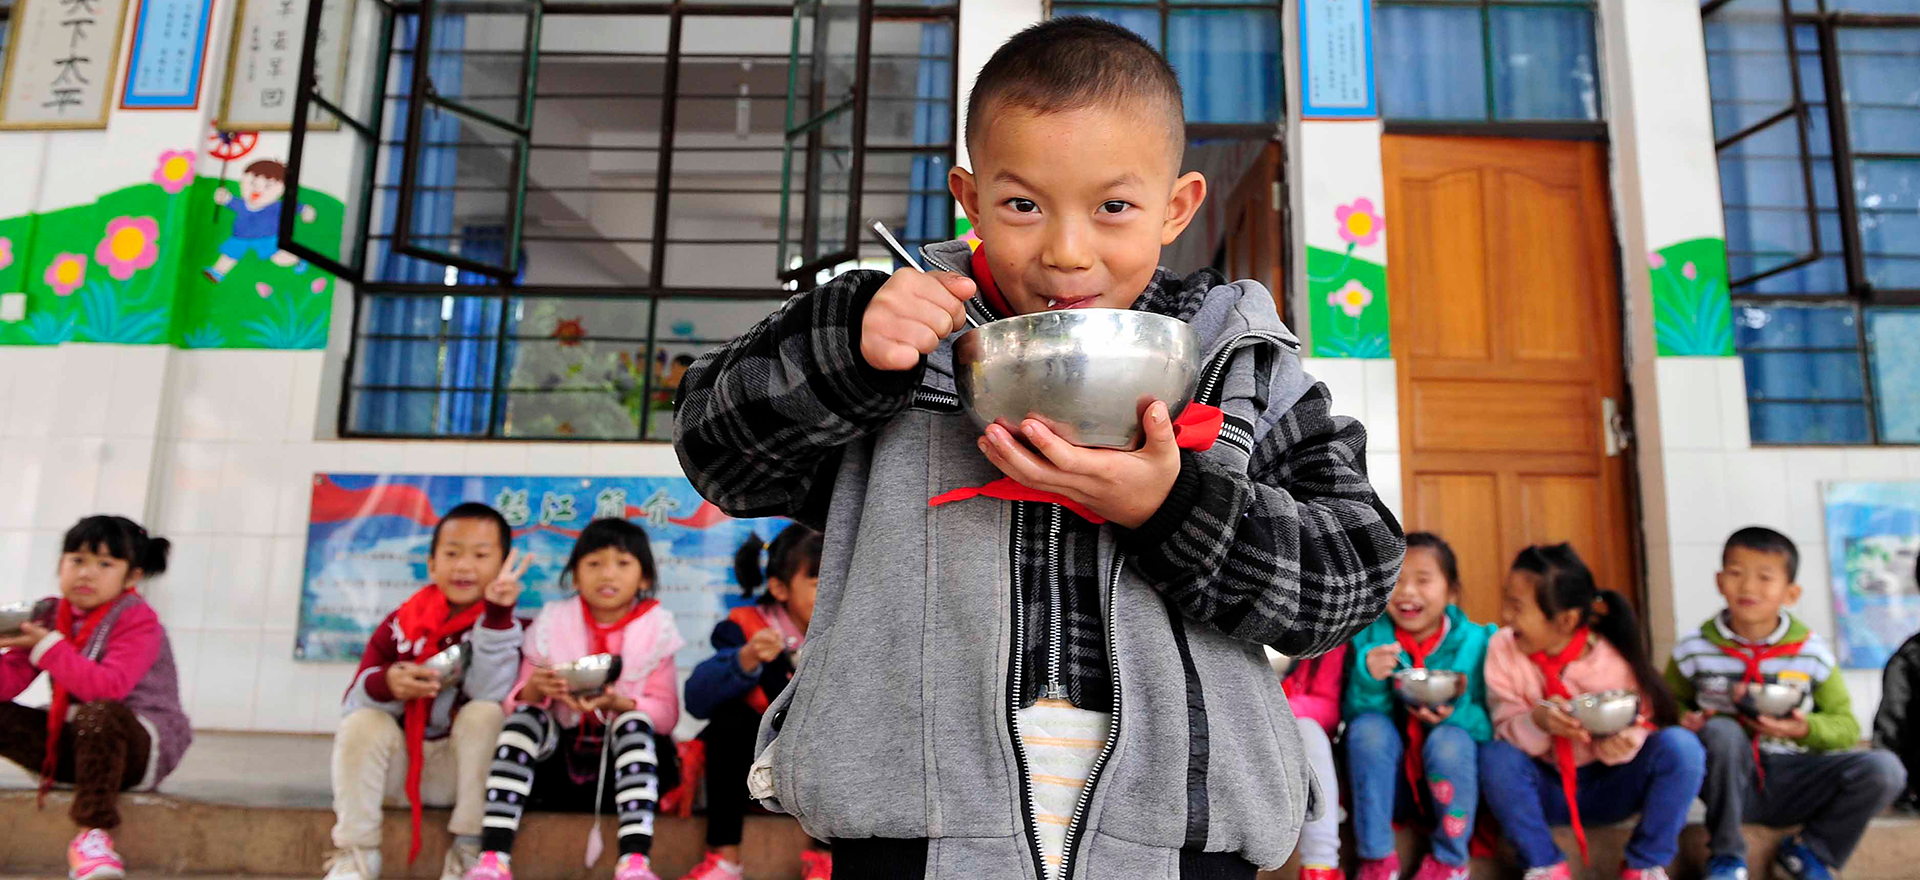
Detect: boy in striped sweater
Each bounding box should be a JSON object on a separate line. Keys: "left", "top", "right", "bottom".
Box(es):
{"left": 1666, "top": 527, "right": 1906, "bottom": 880}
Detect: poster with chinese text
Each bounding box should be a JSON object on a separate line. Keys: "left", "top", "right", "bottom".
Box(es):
{"left": 1824, "top": 481, "right": 1920, "bottom": 668}
{"left": 217, "top": 0, "right": 351, "bottom": 130}
{"left": 296, "top": 473, "right": 791, "bottom": 671}
{"left": 120, "top": 0, "right": 215, "bottom": 109}
{"left": 0, "top": 0, "right": 132, "bottom": 129}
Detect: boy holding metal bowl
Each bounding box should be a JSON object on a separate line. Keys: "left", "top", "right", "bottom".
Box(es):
{"left": 672, "top": 17, "right": 1402, "bottom": 880}
{"left": 1666, "top": 527, "right": 1906, "bottom": 880}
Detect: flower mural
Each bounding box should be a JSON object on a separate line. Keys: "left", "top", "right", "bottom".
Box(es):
{"left": 152, "top": 150, "right": 197, "bottom": 195}
{"left": 551, "top": 316, "right": 587, "bottom": 347}
{"left": 95, "top": 216, "right": 160, "bottom": 280}
{"left": 1335, "top": 198, "right": 1382, "bottom": 248}
{"left": 1650, "top": 238, "right": 1734, "bottom": 356}
{"left": 44, "top": 253, "right": 87, "bottom": 296}
{"left": 256, "top": 282, "right": 275, "bottom": 298}
{"left": 0, "top": 237, "right": 13, "bottom": 270}
{"left": 1329, "top": 279, "right": 1374, "bottom": 318}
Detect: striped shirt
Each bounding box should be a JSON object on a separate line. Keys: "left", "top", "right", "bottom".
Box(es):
{"left": 1667, "top": 612, "right": 1851, "bottom": 754}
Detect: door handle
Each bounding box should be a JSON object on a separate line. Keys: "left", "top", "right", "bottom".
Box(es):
{"left": 1602, "top": 397, "right": 1632, "bottom": 457}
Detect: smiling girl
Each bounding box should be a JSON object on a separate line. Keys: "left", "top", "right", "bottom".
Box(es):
{"left": 0, "top": 515, "right": 190, "bottom": 880}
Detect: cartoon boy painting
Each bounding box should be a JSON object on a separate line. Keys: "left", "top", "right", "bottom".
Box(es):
{"left": 204, "top": 159, "right": 316, "bottom": 282}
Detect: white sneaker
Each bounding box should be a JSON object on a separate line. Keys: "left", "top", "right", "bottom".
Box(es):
{"left": 322, "top": 847, "right": 382, "bottom": 880}
{"left": 441, "top": 839, "right": 482, "bottom": 880}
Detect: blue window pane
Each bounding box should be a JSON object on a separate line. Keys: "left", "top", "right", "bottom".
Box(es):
{"left": 1063, "top": 6, "right": 1162, "bottom": 48}
{"left": 1838, "top": 28, "right": 1920, "bottom": 154}
{"left": 1168, "top": 9, "right": 1280, "bottom": 124}
{"left": 1734, "top": 302, "right": 1859, "bottom": 348}
{"left": 1703, "top": 0, "right": 1794, "bottom": 139}
{"left": 1868, "top": 309, "right": 1920, "bottom": 443}
{"left": 1855, "top": 159, "right": 1920, "bottom": 284}
{"left": 1747, "top": 402, "right": 1872, "bottom": 444}
{"left": 1376, "top": 5, "right": 1486, "bottom": 120}
{"left": 1719, "top": 117, "right": 1815, "bottom": 280}
{"left": 1742, "top": 351, "right": 1865, "bottom": 401}
{"left": 1829, "top": 0, "right": 1920, "bottom": 13}
{"left": 1738, "top": 255, "right": 1850, "bottom": 295}
{"left": 1490, "top": 6, "right": 1601, "bottom": 121}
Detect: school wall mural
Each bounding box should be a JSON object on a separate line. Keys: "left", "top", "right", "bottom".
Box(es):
{"left": 0, "top": 146, "right": 343, "bottom": 349}
{"left": 1648, "top": 236, "right": 1735, "bottom": 357}
{"left": 1305, "top": 197, "right": 1390, "bottom": 358}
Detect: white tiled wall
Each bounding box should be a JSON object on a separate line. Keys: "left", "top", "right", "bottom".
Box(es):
{"left": 1652, "top": 356, "right": 1915, "bottom": 732}
{"left": 1300, "top": 357, "right": 1402, "bottom": 521}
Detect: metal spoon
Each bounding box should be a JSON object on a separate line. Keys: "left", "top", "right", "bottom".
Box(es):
{"left": 869, "top": 219, "right": 982, "bottom": 329}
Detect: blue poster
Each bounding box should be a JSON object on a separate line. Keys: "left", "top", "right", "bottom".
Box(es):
{"left": 1823, "top": 481, "right": 1920, "bottom": 668}
{"left": 296, "top": 473, "right": 789, "bottom": 669}
{"left": 1299, "top": 0, "right": 1376, "bottom": 118}
{"left": 121, "top": 0, "right": 215, "bottom": 109}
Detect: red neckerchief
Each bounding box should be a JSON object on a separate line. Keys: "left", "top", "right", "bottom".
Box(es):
{"left": 581, "top": 596, "right": 657, "bottom": 656}
{"left": 392, "top": 586, "right": 484, "bottom": 863}
{"left": 1395, "top": 623, "right": 1448, "bottom": 812}
{"left": 1717, "top": 635, "right": 1806, "bottom": 791}
{"left": 970, "top": 244, "right": 1014, "bottom": 317}
{"left": 41, "top": 590, "right": 136, "bottom": 806}
{"left": 927, "top": 404, "right": 1224, "bottom": 523}
{"left": 1528, "top": 627, "right": 1593, "bottom": 864}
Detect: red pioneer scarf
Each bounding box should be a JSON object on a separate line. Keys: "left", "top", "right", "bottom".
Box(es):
{"left": 581, "top": 596, "right": 657, "bottom": 657}
{"left": 1528, "top": 627, "right": 1593, "bottom": 864}
{"left": 392, "top": 586, "right": 484, "bottom": 863}
{"left": 40, "top": 591, "right": 135, "bottom": 806}
{"left": 1395, "top": 624, "right": 1448, "bottom": 811}
{"left": 1717, "top": 638, "right": 1806, "bottom": 791}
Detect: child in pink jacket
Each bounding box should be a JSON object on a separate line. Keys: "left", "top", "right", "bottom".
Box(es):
{"left": 1281, "top": 643, "right": 1347, "bottom": 879}
{"left": 1477, "top": 544, "right": 1703, "bottom": 880}
{"left": 467, "top": 518, "right": 684, "bottom": 880}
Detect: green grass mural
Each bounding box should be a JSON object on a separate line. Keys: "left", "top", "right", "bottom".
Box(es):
{"left": 1306, "top": 244, "right": 1390, "bottom": 358}
{"left": 1650, "top": 237, "right": 1734, "bottom": 357}
{"left": 0, "top": 150, "right": 344, "bottom": 350}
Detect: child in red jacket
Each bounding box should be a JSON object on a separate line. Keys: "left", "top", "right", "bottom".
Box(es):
{"left": 1282, "top": 644, "right": 1348, "bottom": 880}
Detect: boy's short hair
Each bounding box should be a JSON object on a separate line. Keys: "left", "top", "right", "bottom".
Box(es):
{"left": 1724, "top": 526, "right": 1799, "bottom": 582}
{"left": 966, "top": 17, "right": 1186, "bottom": 166}
{"left": 432, "top": 502, "right": 513, "bottom": 554}
{"left": 243, "top": 159, "right": 287, "bottom": 182}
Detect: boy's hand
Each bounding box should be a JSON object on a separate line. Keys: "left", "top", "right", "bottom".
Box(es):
{"left": 1410, "top": 704, "right": 1454, "bottom": 727}
{"left": 1746, "top": 708, "right": 1811, "bottom": 740}
{"left": 1680, "top": 709, "right": 1713, "bottom": 732}
{"left": 1365, "top": 642, "right": 1404, "bottom": 681}
{"left": 860, "top": 269, "right": 976, "bottom": 371}
{"left": 213, "top": 188, "right": 233, "bottom": 206}
{"left": 485, "top": 549, "right": 531, "bottom": 607}
{"left": 1593, "top": 730, "right": 1638, "bottom": 762}
{"left": 739, "top": 628, "right": 784, "bottom": 674}
{"left": 1533, "top": 699, "right": 1590, "bottom": 742}
{"left": 300, "top": 204, "right": 318, "bottom": 223}
{"left": 387, "top": 662, "right": 442, "bottom": 701}
{"left": 977, "top": 401, "right": 1180, "bottom": 530}
{"left": 0, "top": 621, "right": 50, "bottom": 652}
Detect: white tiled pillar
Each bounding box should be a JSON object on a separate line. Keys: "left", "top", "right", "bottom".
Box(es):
{"left": 1301, "top": 356, "right": 1402, "bottom": 521}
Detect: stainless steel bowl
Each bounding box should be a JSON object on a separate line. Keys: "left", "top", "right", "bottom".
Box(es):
{"left": 1568, "top": 689, "right": 1641, "bottom": 737}
{"left": 953, "top": 308, "right": 1202, "bottom": 450}
{"left": 553, "top": 652, "right": 624, "bottom": 696}
{"left": 1393, "top": 668, "right": 1466, "bottom": 708}
{"left": 0, "top": 598, "right": 55, "bottom": 637}
{"left": 1736, "top": 680, "right": 1807, "bottom": 719}
{"left": 420, "top": 642, "right": 470, "bottom": 689}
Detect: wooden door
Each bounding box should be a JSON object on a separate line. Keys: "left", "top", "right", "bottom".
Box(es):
{"left": 1221, "top": 141, "right": 1288, "bottom": 323}
{"left": 1383, "top": 135, "right": 1635, "bottom": 625}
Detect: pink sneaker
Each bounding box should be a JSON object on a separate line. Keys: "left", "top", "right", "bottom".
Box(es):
{"left": 615, "top": 853, "right": 662, "bottom": 880}
{"left": 1301, "top": 867, "right": 1347, "bottom": 880}
{"left": 67, "top": 829, "right": 125, "bottom": 880}
{"left": 1523, "top": 864, "right": 1574, "bottom": 880}
{"left": 1412, "top": 856, "right": 1469, "bottom": 880}
{"left": 677, "top": 852, "right": 744, "bottom": 880}
{"left": 1358, "top": 853, "right": 1401, "bottom": 880}
{"left": 800, "top": 850, "right": 833, "bottom": 880}
{"left": 463, "top": 851, "right": 512, "bottom": 880}
{"left": 1620, "top": 868, "right": 1670, "bottom": 880}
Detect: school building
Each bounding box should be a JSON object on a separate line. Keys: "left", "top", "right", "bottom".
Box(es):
{"left": 0, "top": 0, "right": 1914, "bottom": 874}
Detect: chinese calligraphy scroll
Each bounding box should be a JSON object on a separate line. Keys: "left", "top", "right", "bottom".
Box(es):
{"left": 0, "top": 0, "right": 133, "bottom": 129}
{"left": 216, "top": 0, "right": 350, "bottom": 130}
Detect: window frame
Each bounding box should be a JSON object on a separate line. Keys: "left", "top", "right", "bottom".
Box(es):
{"left": 1704, "top": 0, "right": 1920, "bottom": 446}
{"left": 314, "top": 0, "right": 960, "bottom": 442}
{"left": 1048, "top": 0, "right": 1288, "bottom": 132}
{"left": 1373, "top": 0, "right": 1605, "bottom": 131}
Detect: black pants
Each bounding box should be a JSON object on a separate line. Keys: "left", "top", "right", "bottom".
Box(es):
{"left": 827, "top": 838, "right": 1257, "bottom": 880}
{"left": 0, "top": 701, "right": 150, "bottom": 830}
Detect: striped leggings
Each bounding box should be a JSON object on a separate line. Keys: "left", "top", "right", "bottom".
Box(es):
{"left": 481, "top": 705, "right": 661, "bottom": 857}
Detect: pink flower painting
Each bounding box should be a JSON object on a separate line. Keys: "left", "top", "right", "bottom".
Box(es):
{"left": 0, "top": 237, "right": 13, "bottom": 271}
{"left": 44, "top": 253, "right": 87, "bottom": 295}
{"left": 256, "top": 282, "right": 275, "bottom": 298}
{"left": 1335, "top": 198, "right": 1383, "bottom": 248}
{"left": 94, "top": 216, "right": 160, "bottom": 280}
{"left": 1329, "top": 279, "right": 1374, "bottom": 318}
{"left": 152, "top": 149, "right": 197, "bottom": 195}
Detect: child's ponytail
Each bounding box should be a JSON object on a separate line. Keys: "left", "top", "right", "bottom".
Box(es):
{"left": 1513, "top": 543, "right": 1678, "bottom": 726}
{"left": 735, "top": 524, "right": 824, "bottom": 602}
{"left": 139, "top": 535, "right": 172, "bottom": 577}
{"left": 735, "top": 534, "right": 768, "bottom": 598}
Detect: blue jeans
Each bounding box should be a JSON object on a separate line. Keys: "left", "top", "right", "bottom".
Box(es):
{"left": 1345, "top": 711, "right": 1479, "bottom": 866}
{"left": 1477, "top": 727, "right": 1706, "bottom": 870}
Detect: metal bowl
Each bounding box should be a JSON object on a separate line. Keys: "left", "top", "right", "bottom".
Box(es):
{"left": 1393, "top": 668, "right": 1466, "bottom": 708}
{"left": 1568, "top": 689, "right": 1641, "bottom": 737}
{"left": 1735, "top": 680, "right": 1807, "bottom": 719}
{"left": 553, "top": 652, "right": 624, "bottom": 696}
{"left": 953, "top": 308, "right": 1202, "bottom": 450}
{"left": 420, "top": 642, "right": 470, "bottom": 689}
{"left": 0, "top": 598, "right": 55, "bottom": 637}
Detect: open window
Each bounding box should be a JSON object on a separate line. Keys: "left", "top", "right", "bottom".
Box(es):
{"left": 778, "top": 0, "right": 873, "bottom": 286}
{"left": 283, "top": 0, "right": 402, "bottom": 283}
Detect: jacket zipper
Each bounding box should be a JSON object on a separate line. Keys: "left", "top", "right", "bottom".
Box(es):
{"left": 1055, "top": 551, "right": 1128, "bottom": 880}
{"left": 1196, "top": 330, "right": 1293, "bottom": 405}
{"left": 913, "top": 386, "right": 963, "bottom": 412}
{"left": 1044, "top": 505, "right": 1067, "bottom": 701}
{"left": 1006, "top": 502, "right": 1051, "bottom": 880}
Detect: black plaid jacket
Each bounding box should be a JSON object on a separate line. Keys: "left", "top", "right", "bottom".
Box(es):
{"left": 674, "top": 266, "right": 1401, "bottom": 713}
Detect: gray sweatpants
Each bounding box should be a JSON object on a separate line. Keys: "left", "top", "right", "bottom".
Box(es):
{"left": 1698, "top": 715, "right": 1907, "bottom": 867}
